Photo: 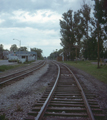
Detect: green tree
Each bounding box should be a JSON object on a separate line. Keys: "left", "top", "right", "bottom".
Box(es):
{"left": 10, "top": 44, "right": 18, "bottom": 52}
{"left": 82, "top": 37, "right": 97, "bottom": 60}
{"left": 31, "top": 48, "right": 43, "bottom": 59}
{"left": 60, "top": 10, "right": 77, "bottom": 60}
{"left": 80, "top": 3, "right": 91, "bottom": 39}
{"left": 59, "top": 1, "right": 106, "bottom": 62}
{"left": 60, "top": 8, "right": 89, "bottom": 60}
{"left": 19, "top": 47, "right": 27, "bottom": 51}
{"left": 73, "top": 10, "right": 85, "bottom": 58}
{"left": 0, "top": 44, "right": 4, "bottom": 51}
{"left": 80, "top": 3, "right": 93, "bottom": 59}
{"left": 48, "top": 49, "right": 63, "bottom": 60}
{"left": 94, "top": 0, "right": 107, "bottom": 67}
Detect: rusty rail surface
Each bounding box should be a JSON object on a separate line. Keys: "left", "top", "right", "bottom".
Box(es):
{"left": 0, "top": 61, "right": 45, "bottom": 86}
{"left": 35, "top": 62, "right": 60, "bottom": 120}
{"left": 25, "top": 61, "right": 105, "bottom": 120}
{"left": 63, "top": 64, "right": 95, "bottom": 120}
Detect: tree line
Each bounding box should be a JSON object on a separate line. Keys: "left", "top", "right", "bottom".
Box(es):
{"left": 59, "top": 0, "right": 107, "bottom": 67}
{"left": 48, "top": 49, "right": 63, "bottom": 59}
{"left": 0, "top": 44, "right": 43, "bottom": 60}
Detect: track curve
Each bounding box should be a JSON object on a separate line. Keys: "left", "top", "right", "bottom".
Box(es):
{"left": 25, "top": 61, "right": 105, "bottom": 120}
{"left": 0, "top": 61, "right": 45, "bottom": 87}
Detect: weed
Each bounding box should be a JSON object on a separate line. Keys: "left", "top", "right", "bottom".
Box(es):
{"left": 8, "top": 60, "right": 18, "bottom": 62}
{"left": 0, "top": 113, "right": 9, "bottom": 120}
{"left": 64, "top": 61, "right": 107, "bottom": 84}
{"left": 0, "top": 65, "right": 19, "bottom": 72}
{"left": 24, "top": 60, "right": 35, "bottom": 64}
{"left": 40, "top": 86, "right": 47, "bottom": 93}
{"left": 0, "top": 61, "right": 31, "bottom": 72}
{"left": 15, "top": 104, "right": 23, "bottom": 112}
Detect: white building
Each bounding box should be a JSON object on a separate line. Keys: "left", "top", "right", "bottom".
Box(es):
{"left": 59, "top": 52, "right": 64, "bottom": 61}
{"left": 8, "top": 51, "right": 37, "bottom": 63}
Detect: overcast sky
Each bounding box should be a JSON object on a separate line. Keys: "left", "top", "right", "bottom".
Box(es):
{"left": 0, "top": 0, "right": 92, "bottom": 57}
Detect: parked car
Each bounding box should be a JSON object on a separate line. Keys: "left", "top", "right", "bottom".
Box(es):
{"left": 8, "top": 53, "right": 18, "bottom": 62}
{"left": 104, "top": 58, "right": 107, "bottom": 63}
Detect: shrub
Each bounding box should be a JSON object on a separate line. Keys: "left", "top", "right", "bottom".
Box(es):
{"left": 0, "top": 113, "right": 9, "bottom": 120}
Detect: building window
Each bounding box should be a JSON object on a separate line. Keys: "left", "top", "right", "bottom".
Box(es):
{"left": 22, "top": 56, "right": 25, "bottom": 58}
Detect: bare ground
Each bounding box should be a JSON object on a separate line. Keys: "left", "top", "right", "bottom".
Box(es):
{"left": 68, "top": 65, "right": 107, "bottom": 119}
{"left": 0, "top": 60, "right": 107, "bottom": 119}
{"left": 0, "top": 61, "right": 57, "bottom": 120}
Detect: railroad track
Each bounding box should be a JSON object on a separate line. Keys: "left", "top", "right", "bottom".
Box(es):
{"left": 0, "top": 61, "right": 46, "bottom": 86}
{"left": 25, "top": 61, "right": 105, "bottom": 120}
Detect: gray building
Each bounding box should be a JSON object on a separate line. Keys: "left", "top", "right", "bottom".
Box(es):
{"left": 15, "top": 51, "right": 37, "bottom": 63}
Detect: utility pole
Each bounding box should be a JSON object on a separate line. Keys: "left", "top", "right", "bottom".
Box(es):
{"left": 73, "top": 45, "right": 80, "bottom": 63}
{"left": 97, "top": 21, "right": 100, "bottom": 68}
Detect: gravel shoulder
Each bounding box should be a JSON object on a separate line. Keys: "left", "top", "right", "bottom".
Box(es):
{"left": 0, "top": 61, "right": 107, "bottom": 120}
{"left": 0, "top": 60, "right": 41, "bottom": 77}
{"left": 0, "top": 61, "right": 57, "bottom": 120}
{"left": 68, "top": 65, "right": 107, "bottom": 118}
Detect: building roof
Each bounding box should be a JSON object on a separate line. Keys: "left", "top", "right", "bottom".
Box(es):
{"left": 15, "top": 51, "right": 37, "bottom": 55}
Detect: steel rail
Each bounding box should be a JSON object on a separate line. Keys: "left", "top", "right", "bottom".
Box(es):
{"left": 0, "top": 61, "right": 42, "bottom": 80}
{"left": 25, "top": 61, "right": 104, "bottom": 120}
{"left": 63, "top": 64, "right": 95, "bottom": 120}
{"left": 35, "top": 62, "right": 60, "bottom": 120}
{"left": 0, "top": 61, "right": 46, "bottom": 85}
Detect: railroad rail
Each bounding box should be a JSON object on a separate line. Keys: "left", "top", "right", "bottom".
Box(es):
{"left": 25, "top": 61, "right": 105, "bottom": 120}
{"left": 0, "top": 61, "right": 46, "bottom": 86}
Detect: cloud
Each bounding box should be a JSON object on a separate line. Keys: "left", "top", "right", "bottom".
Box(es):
{"left": 0, "top": 27, "right": 61, "bottom": 56}
{"left": 11, "top": 10, "right": 61, "bottom": 24}
{"left": 0, "top": 0, "right": 82, "bottom": 14}
{"left": 0, "top": 9, "right": 61, "bottom": 31}
{"left": 0, "top": 19, "right": 5, "bottom": 24}
{"left": 0, "top": 0, "right": 94, "bottom": 57}
{"left": 0, "top": 0, "right": 62, "bottom": 13}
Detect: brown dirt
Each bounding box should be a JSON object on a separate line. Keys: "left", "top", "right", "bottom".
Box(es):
{"left": 68, "top": 65, "right": 107, "bottom": 119}
{"left": 0, "top": 60, "right": 107, "bottom": 119}
{"left": 0, "top": 61, "right": 57, "bottom": 120}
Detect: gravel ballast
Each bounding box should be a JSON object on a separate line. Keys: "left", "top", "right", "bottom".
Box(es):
{"left": 0, "top": 61, "right": 57, "bottom": 120}
{"left": 0, "top": 61, "right": 106, "bottom": 120}
{"left": 69, "top": 65, "right": 107, "bottom": 119}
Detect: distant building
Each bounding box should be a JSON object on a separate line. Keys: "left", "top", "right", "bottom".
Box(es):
{"left": 3, "top": 50, "right": 9, "bottom": 59}
{"left": 8, "top": 51, "right": 37, "bottom": 63}
{"left": 15, "top": 51, "right": 37, "bottom": 63}
{"left": 57, "top": 52, "right": 65, "bottom": 61}
{"left": 0, "top": 50, "right": 9, "bottom": 59}
{"left": 0, "top": 51, "right": 3, "bottom": 59}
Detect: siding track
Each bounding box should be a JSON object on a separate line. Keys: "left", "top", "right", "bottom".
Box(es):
{"left": 25, "top": 61, "right": 105, "bottom": 120}
{"left": 0, "top": 61, "right": 45, "bottom": 87}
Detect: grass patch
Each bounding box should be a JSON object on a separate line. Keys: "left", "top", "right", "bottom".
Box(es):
{"left": 15, "top": 104, "right": 23, "bottom": 112}
{"left": 8, "top": 60, "right": 18, "bottom": 62}
{"left": 23, "top": 60, "right": 35, "bottom": 64}
{"left": 0, "top": 65, "right": 19, "bottom": 72}
{"left": 0, "top": 113, "right": 9, "bottom": 120}
{"left": 0, "top": 60, "right": 35, "bottom": 72}
{"left": 40, "top": 86, "right": 47, "bottom": 93}
{"left": 0, "top": 64, "right": 26, "bottom": 72}
{"left": 63, "top": 61, "right": 107, "bottom": 84}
